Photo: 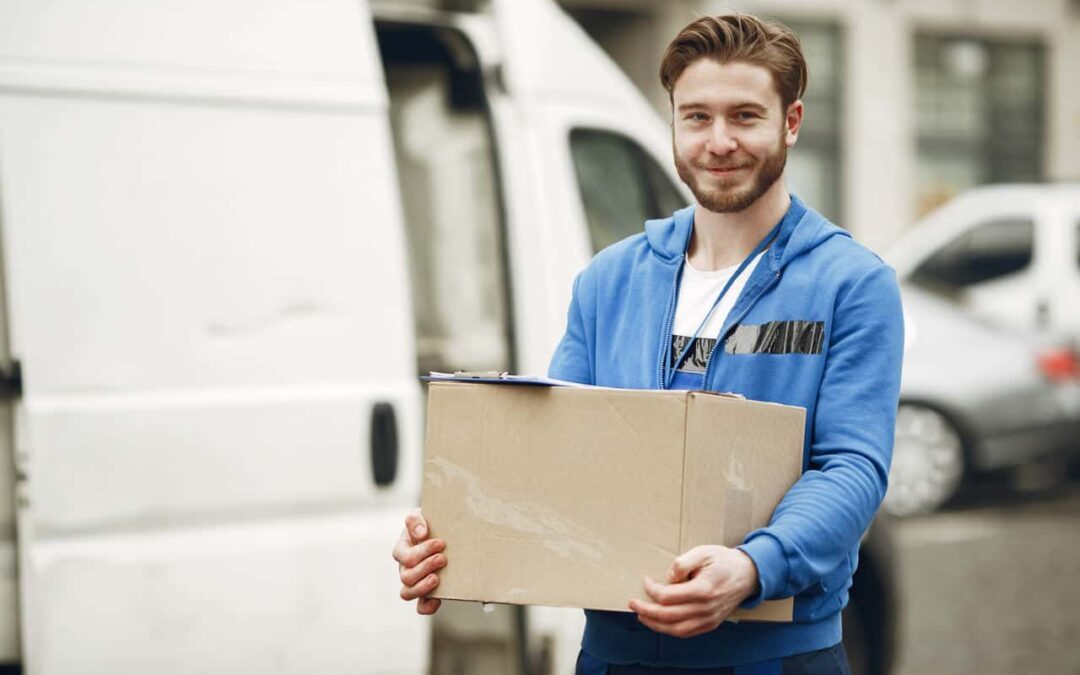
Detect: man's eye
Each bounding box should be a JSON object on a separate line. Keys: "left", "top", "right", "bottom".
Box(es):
{"left": 735, "top": 112, "right": 760, "bottom": 121}
{"left": 686, "top": 113, "right": 709, "bottom": 122}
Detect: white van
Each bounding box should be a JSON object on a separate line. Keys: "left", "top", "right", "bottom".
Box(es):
{"left": 0, "top": 0, "right": 690, "bottom": 672}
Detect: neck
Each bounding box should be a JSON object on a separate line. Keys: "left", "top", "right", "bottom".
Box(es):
{"left": 687, "top": 179, "right": 791, "bottom": 271}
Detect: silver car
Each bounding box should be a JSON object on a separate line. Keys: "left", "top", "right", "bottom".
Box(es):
{"left": 887, "top": 184, "right": 1080, "bottom": 339}
{"left": 883, "top": 284, "right": 1080, "bottom": 516}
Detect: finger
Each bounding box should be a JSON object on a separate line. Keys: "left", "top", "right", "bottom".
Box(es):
{"left": 391, "top": 528, "right": 412, "bottom": 565}
{"left": 417, "top": 597, "right": 442, "bottom": 615}
{"left": 404, "top": 509, "right": 429, "bottom": 545}
{"left": 629, "top": 597, "right": 714, "bottom": 625}
{"left": 396, "top": 538, "right": 445, "bottom": 569}
{"left": 635, "top": 613, "right": 718, "bottom": 639}
{"left": 391, "top": 528, "right": 429, "bottom": 566}
{"left": 668, "top": 547, "right": 710, "bottom": 583}
{"left": 400, "top": 551, "right": 447, "bottom": 587}
{"left": 643, "top": 575, "right": 712, "bottom": 606}
{"left": 400, "top": 572, "right": 441, "bottom": 601}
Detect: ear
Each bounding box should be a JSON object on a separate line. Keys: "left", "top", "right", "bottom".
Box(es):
{"left": 784, "top": 99, "right": 804, "bottom": 147}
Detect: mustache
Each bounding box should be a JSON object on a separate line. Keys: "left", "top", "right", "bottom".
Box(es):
{"left": 696, "top": 160, "right": 754, "bottom": 171}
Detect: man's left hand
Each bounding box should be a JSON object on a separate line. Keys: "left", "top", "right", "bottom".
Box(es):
{"left": 628, "top": 545, "right": 760, "bottom": 639}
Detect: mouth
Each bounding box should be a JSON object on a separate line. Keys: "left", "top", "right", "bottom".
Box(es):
{"left": 703, "top": 164, "right": 750, "bottom": 176}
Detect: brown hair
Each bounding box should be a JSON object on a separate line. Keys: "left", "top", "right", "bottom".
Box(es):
{"left": 659, "top": 14, "right": 808, "bottom": 108}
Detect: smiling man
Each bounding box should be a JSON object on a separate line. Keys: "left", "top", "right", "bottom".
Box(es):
{"left": 548, "top": 15, "right": 904, "bottom": 674}
{"left": 394, "top": 14, "right": 904, "bottom": 675}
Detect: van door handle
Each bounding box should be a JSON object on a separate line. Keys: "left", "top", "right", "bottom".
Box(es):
{"left": 0, "top": 360, "right": 21, "bottom": 399}
{"left": 370, "top": 402, "right": 399, "bottom": 487}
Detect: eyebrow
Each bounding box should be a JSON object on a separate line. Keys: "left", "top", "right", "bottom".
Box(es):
{"left": 676, "top": 101, "right": 769, "bottom": 114}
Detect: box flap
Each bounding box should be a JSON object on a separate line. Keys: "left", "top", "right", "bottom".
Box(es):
{"left": 680, "top": 392, "right": 805, "bottom": 621}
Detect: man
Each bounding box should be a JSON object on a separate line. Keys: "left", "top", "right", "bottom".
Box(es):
{"left": 393, "top": 14, "right": 903, "bottom": 675}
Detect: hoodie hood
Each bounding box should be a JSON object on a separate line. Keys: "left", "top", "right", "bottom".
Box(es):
{"left": 644, "top": 194, "right": 852, "bottom": 271}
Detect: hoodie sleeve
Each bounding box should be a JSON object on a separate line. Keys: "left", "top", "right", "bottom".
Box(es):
{"left": 548, "top": 271, "right": 596, "bottom": 386}
{"left": 737, "top": 263, "right": 904, "bottom": 608}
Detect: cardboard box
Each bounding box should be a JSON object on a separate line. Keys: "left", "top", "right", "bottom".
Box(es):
{"left": 421, "top": 380, "right": 805, "bottom": 621}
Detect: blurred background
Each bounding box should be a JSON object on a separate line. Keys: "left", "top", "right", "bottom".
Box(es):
{"left": 557, "top": 0, "right": 1080, "bottom": 244}
{"left": 0, "top": 0, "right": 1077, "bottom": 674}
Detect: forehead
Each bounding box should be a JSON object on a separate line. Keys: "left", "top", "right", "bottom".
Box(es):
{"left": 671, "top": 59, "right": 780, "bottom": 109}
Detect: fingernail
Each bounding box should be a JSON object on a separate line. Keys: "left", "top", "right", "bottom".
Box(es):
{"left": 414, "top": 526, "right": 424, "bottom": 537}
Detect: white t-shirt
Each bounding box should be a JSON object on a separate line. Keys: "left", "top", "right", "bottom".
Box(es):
{"left": 669, "top": 251, "right": 765, "bottom": 386}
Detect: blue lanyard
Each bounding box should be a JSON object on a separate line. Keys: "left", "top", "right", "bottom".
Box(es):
{"left": 664, "top": 220, "right": 782, "bottom": 389}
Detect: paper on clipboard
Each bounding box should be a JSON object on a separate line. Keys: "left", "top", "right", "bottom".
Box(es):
{"left": 421, "top": 371, "right": 593, "bottom": 388}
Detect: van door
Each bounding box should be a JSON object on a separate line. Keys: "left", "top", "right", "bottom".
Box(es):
{"left": 482, "top": 2, "right": 690, "bottom": 673}
{"left": 487, "top": 0, "right": 689, "bottom": 377}
{"left": 0, "top": 1, "right": 427, "bottom": 673}
{"left": 372, "top": 14, "right": 529, "bottom": 674}
{"left": 0, "top": 198, "right": 20, "bottom": 667}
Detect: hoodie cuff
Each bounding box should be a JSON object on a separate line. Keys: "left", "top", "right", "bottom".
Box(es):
{"left": 736, "top": 532, "right": 789, "bottom": 609}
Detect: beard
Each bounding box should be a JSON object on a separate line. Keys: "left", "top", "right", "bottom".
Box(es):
{"left": 674, "top": 128, "right": 788, "bottom": 214}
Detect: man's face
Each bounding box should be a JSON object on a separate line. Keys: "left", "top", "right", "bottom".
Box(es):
{"left": 671, "top": 59, "right": 798, "bottom": 214}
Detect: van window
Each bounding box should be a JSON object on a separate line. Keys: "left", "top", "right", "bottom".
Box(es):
{"left": 912, "top": 218, "right": 1035, "bottom": 289}
{"left": 569, "top": 129, "right": 686, "bottom": 253}
{"left": 378, "top": 24, "right": 513, "bottom": 374}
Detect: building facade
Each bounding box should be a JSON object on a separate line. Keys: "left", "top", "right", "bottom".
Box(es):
{"left": 559, "top": 0, "right": 1080, "bottom": 252}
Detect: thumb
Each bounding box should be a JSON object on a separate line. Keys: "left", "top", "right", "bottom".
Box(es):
{"left": 405, "top": 509, "right": 428, "bottom": 544}
{"left": 668, "top": 546, "right": 711, "bottom": 583}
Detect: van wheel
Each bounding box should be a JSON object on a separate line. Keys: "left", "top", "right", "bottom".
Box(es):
{"left": 882, "top": 403, "right": 965, "bottom": 517}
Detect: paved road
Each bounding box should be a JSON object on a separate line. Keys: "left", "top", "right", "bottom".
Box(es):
{"left": 893, "top": 475, "right": 1080, "bottom": 675}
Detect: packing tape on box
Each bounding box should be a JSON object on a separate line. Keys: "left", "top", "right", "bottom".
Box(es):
{"left": 723, "top": 487, "right": 753, "bottom": 548}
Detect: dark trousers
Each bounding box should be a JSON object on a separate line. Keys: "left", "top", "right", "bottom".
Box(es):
{"left": 575, "top": 643, "right": 852, "bottom": 675}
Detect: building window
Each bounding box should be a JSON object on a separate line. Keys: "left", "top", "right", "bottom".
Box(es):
{"left": 914, "top": 34, "right": 1045, "bottom": 217}
{"left": 777, "top": 19, "right": 844, "bottom": 224}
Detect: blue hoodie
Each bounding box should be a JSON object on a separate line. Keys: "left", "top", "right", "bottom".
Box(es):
{"left": 547, "top": 196, "right": 904, "bottom": 668}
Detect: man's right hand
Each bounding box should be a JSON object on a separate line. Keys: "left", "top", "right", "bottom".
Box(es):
{"left": 392, "top": 508, "right": 447, "bottom": 615}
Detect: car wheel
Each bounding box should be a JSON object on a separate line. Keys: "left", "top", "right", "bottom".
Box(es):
{"left": 882, "top": 403, "right": 965, "bottom": 517}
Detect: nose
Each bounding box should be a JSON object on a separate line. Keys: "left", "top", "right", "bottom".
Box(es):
{"left": 704, "top": 120, "right": 738, "bottom": 155}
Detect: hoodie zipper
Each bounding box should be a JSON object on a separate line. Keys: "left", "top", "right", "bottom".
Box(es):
{"left": 657, "top": 210, "right": 789, "bottom": 390}
{"left": 656, "top": 262, "right": 685, "bottom": 389}
{"left": 700, "top": 268, "right": 783, "bottom": 390}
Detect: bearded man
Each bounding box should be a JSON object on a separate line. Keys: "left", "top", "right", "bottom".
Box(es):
{"left": 394, "top": 14, "right": 904, "bottom": 675}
